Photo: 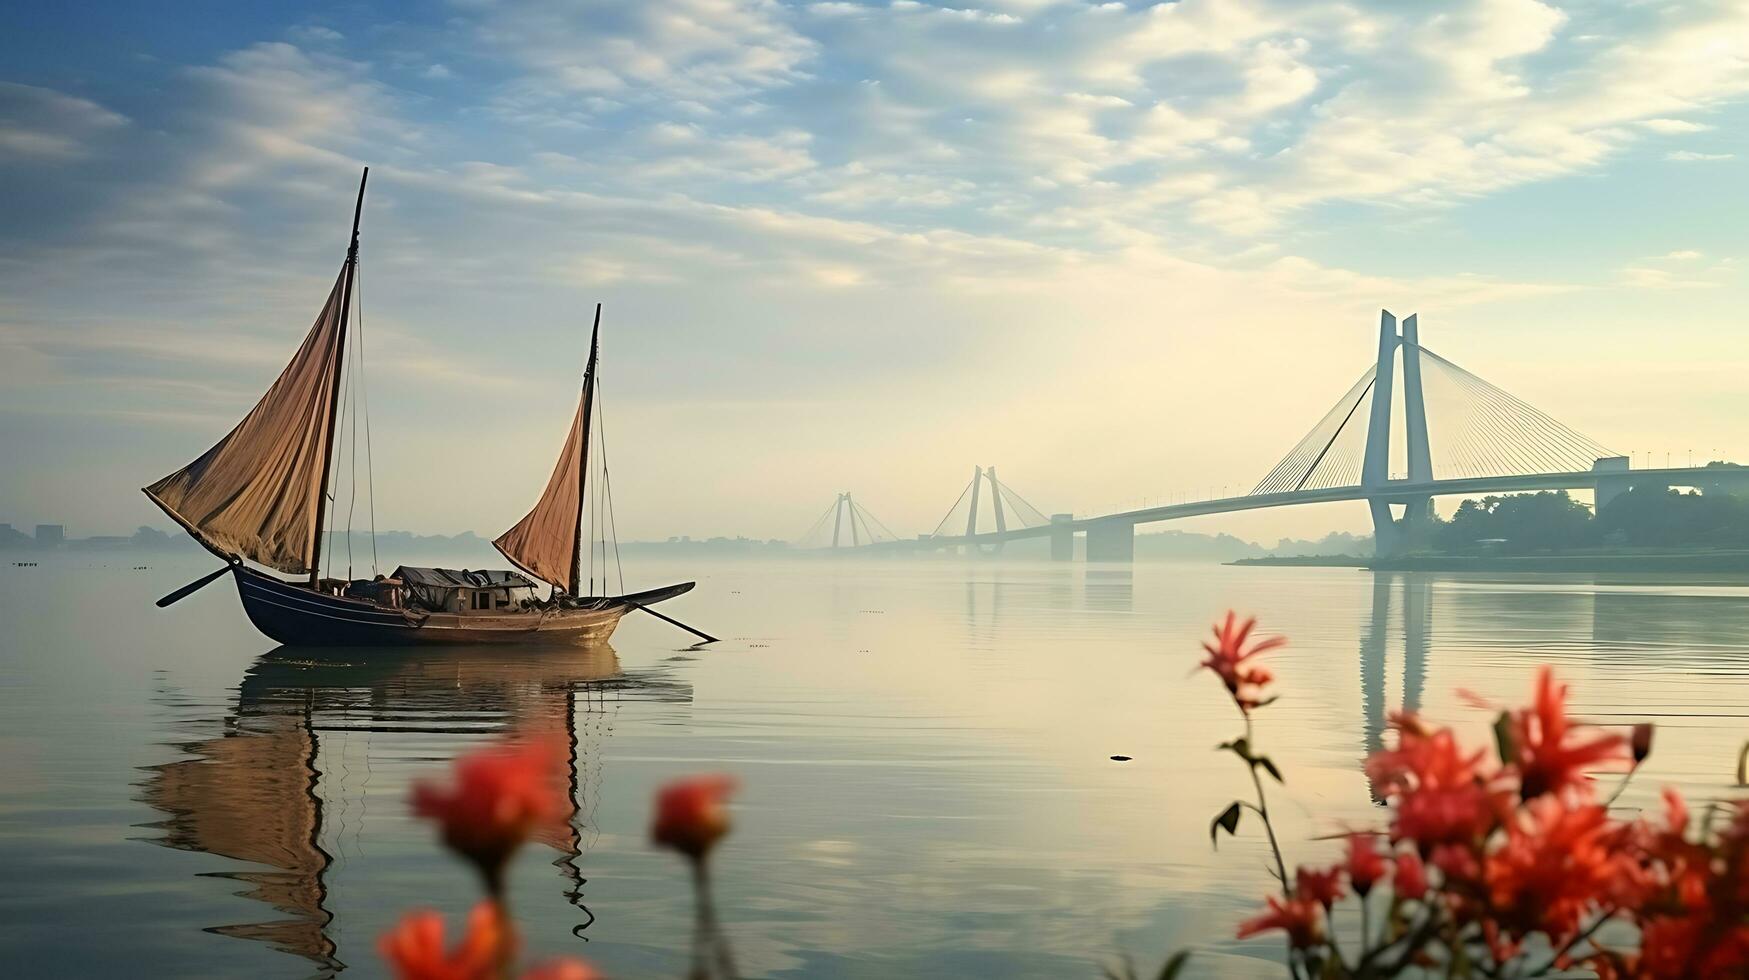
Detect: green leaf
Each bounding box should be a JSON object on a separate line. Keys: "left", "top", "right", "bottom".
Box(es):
{"left": 1492, "top": 711, "right": 1516, "bottom": 765}
{"left": 1737, "top": 741, "right": 1748, "bottom": 787}
{"left": 1100, "top": 954, "right": 1136, "bottom": 980}
{"left": 1155, "top": 950, "right": 1191, "bottom": 980}
{"left": 1259, "top": 756, "right": 1284, "bottom": 784}
{"left": 1210, "top": 801, "right": 1242, "bottom": 847}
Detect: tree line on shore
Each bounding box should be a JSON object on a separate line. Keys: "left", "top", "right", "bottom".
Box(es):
{"left": 1427, "top": 485, "right": 1749, "bottom": 555}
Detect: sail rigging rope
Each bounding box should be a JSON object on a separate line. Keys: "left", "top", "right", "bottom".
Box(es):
{"left": 325, "top": 256, "right": 380, "bottom": 582}
{"left": 356, "top": 264, "right": 379, "bottom": 575}
{"left": 327, "top": 290, "right": 355, "bottom": 582}
{"left": 595, "top": 380, "right": 626, "bottom": 595}
{"left": 585, "top": 401, "right": 598, "bottom": 597}
{"left": 345, "top": 284, "right": 360, "bottom": 580}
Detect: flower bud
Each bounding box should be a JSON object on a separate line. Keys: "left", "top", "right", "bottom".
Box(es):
{"left": 1631, "top": 723, "right": 1654, "bottom": 764}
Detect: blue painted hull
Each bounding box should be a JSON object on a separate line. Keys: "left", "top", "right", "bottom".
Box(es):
{"left": 232, "top": 567, "right": 692, "bottom": 647}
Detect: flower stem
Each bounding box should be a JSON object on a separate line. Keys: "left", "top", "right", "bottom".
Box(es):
{"left": 1244, "top": 715, "right": 1293, "bottom": 898}
{"left": 692, "top": 857, "right": 739, "bottom": 979}
{"left": 1602, "top": 761, "right": 1641, "bottom": 810}
{"left": 1360, "top": 891, "right": 1371, "bottom": 956}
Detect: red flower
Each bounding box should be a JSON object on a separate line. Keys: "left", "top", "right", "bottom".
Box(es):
{"left": 1367, "top": 714, "right": 1498, "bottom": 846}
{"left": 1430, "top": 842, "right": 1481, "bottom": 887}
{"left": 1484, "top": 795, "right": 1627, "bottom": 943}
{"left": 1346, "top": 833, "right": 1388, "bottom": 897}
{"left": 1295, "top": 865, "right": 1345, "bottom": 908}
{"left": 1199, "top": 611, "right": 1285, "bottom": 713}
{"left": 1237, "top": 895, "right": 1325, "bottom": 949}
{"left": 652, "top": 774, "right": 737, "bottom": 860}
{"left": 379, "top": 902, "right": 510, "bottom": 980}
{"left": 1393, "top": 850, "right": 1428, "bottom": 901}
{"left": 1505, "top": 667, "right": 1628, "bottom": 800}
{"left": 411, "top": 736, "right": 567, "bottom": 884}
{"left": 520, "top": 960, "right": 603, "bottom": 980}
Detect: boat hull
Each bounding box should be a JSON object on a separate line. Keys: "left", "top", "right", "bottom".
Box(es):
{"left": 232, "top": 567, "right": 691, "bottom": 647}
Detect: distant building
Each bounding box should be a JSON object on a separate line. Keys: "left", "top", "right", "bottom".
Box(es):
{"left": 0, "top": 524, "right": 29, "bottom": 549}
{"left": 35, "top": 524, "right": 64, "bottom": 548}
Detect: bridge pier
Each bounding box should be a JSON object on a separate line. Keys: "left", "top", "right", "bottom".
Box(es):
{"left": 1086, "top": 520, "right": 1134, "bottom": 563}
{"left": 1592, "top": 456, "right": 1632, "bottom": 514}
{"left": 1050, "top": 513, "right": 1074, "bottom": 562}
{"left": 1369, "top": 500, "right": 1402, "bottom": 557}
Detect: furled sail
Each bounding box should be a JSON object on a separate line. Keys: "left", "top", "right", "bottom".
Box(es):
{"left": 143, "top": 271, "right": 347, "bottom": 574}
{"left": 494, "top": 315, "right": 599, "bottom": 595}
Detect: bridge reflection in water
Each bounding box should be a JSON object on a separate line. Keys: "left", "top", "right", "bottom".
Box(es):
{"left": 135, "top": 645, "right": 692, "bottom": 973}
{"left": 1359, "top": 575, "right": 1430, "bottom": 804}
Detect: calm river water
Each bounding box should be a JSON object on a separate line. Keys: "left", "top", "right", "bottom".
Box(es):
{"left": 4, "top": 555, "right": 1749, "bottom": 978}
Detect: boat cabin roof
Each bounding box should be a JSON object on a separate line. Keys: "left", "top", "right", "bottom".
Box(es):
{"left": 391, "top": 566, "right": 538, "bottom": 591}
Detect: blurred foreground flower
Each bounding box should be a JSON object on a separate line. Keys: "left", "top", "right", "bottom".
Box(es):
{"left": 652, "top": 775, "right": 737, "bottom": 861}
{"left": 385, "top": 734, "right": 599, "bottom": 980}
{"left": 653, "top": 774, "right": 740, "bottom": 979}
{"left": 411, "top": 735, "right": 567, "bottom": 893}
{"left": 379, "top": 902, "right": 599, "bottom": 980}
{"left": 380, "top": 902, "right": 507, "bottom": 980}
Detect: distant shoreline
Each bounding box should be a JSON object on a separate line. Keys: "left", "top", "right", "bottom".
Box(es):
{"left": 1232, "top": 550, "right": 1749, "bottom": 572}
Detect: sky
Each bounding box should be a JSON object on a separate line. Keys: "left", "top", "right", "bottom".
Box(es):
{"left": 1, "top": 0, "right": 1747, "bottom": 545}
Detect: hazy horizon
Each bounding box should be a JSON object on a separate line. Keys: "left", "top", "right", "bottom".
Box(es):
{"left": 4, "top": 1, "right": 1748, "bottom": 545}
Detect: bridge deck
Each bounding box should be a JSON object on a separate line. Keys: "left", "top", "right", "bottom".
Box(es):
{"left": 864, "top": 466, "right": 1723, "bottom": 550}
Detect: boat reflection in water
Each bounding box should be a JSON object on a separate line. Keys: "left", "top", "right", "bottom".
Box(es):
{"left": 136, "top": 643, "right": 691, "bottom": 973}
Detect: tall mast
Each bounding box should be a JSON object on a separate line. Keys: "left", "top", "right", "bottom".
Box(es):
{"left": 310, "top": 167, "right": 369, "bottom": 588}
{"left": 570, "top": 304, "right": 602, "bottom": 597}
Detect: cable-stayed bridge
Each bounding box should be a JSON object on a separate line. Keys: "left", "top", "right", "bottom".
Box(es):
{"left": 795, "top": 492, "right": 904, "bottom": 550}
{"left": 811, "top": 311, "right": 1746, "bottom": 561}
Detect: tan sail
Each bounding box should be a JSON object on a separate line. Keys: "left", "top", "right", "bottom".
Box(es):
{"left": 143, "top": 271, "right": 347, "bottom": 574}
{"left": 494, "top": 310, "right": 600, "bottom": 595}
{"left": 494, "top": 390, "right": 586, "bottom": 592}
{"left": 493, "top": 395, "right": 587, "bottom": 588}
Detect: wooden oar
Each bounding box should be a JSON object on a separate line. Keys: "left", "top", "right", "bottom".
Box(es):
{"left": 156, "top": 565, "right": 231, "bottom": 608}
{"left": 622, "top": 598, "right": 718, "bottom": 644}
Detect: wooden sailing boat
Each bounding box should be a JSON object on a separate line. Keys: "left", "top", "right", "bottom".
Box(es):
{"left": 145, "top": 168, "right": 709, "bottom": 646}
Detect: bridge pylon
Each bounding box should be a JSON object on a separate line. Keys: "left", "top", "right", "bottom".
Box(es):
{"left": 1365, "top": 311, "right": 1439, "bottom": 556}
{"left": 928, "top": 466, "right": 1051, "bottom": 556}
{"left": 797, "top": 492, "right": 901, "bottom": 551}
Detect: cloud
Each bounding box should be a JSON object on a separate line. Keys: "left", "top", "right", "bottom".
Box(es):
{"left": 1666, "top": 150, "right": 1734, "bottom": 161}
{"left": 1641, "top": 117, "right": 1712, "bottom": 134}
{"left": 7, "top": 6, "right": 1749, "bottom": 536}
{"left": 1619, "top": 266, "right": 1718, "bottom": 289}
{"left": 468, "top": 0, "right": 817, "bottom": 103}
{"left": 0, "top": 82, "right": 126, "bottom": 161}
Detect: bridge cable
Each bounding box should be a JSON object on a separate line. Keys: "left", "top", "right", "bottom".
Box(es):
{"left": 856, "top": 501, "right": 902, "bottom": 543}
{"left": 1251, "top": 364, "right": 1376, "bottom": 494}
{"left": 1424, "top": 350, "right": 1613, "bottom": 476}
{"left": 992, "top": 477, "right": 1050, "bottom": 527}
{"left": 1296, "top": 374, "right": 1376, "bottom": 492}
{"left": 796, "top": 497, "right": 840, "bottom": 550}
{"left": 930, "top": 476, "right": 976, "bottom": 539}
